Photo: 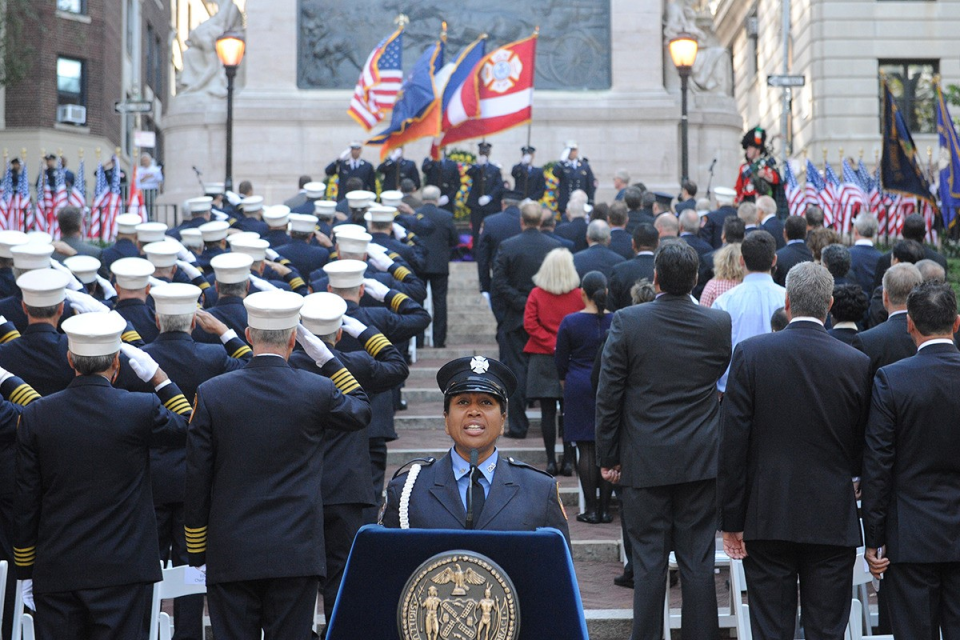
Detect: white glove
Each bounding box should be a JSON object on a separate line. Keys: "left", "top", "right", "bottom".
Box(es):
{"left": 173, "top": 242, "right": 197, "bottom": 264}
{"left": 95, "top": 275, "right": 118, "bottom": 300}
{"left": 176, "top": 260, "right": 203, "bottom": 280}
{"left": 64, "top": 289, "right": 109, "bottom": 314}
{"left": 296, "top": 324, "right": 334, "bottom": 367}
{"left": 477, "top": 155, "right": 488, "bottom": 166}
{"left": 366, "top": 242, "right": 388, "bottom": 256}
{"left": 22, "top": 580, "right": 34, "bottom": 612}
{"left": 0, "top": 363, "right": 12, "bottom": 385}
{"left": 478, "top": 195, "right": 492, "bottom": 207}
{"left": 120, "top": 343, "right": 159, "bottom": 383}
{"left": 390, "top": 148, "right": 403, "bottom": 161}
{"left": 481, "top": 291, "right": 491, "bottom": 308}
{"left": 225, "top": 191, "right": 242, "bottom": 206}
{"left": 340, "top": 315, "right": 368, "bottom": 338}
{"left": 362, "top": 278, "right": 390, "bottom": 302}
{"left": 0, "top": 315, "right": 7, "bottom": 325}
{"left": 211, "top": 209, "right": 228, "bottom": 221}
{"left": 49, "top": 259, "right": 85, "bottom": 291}
{"left": 521, "top": 154, "right": 532, "bottom": 165}
{"left": 560, "top": 148, "right": 571, "bottom": 162}
{"left": 265, "top": 248, "right": 281, "bottom": 261}
{"left": 249, "top": 274, "right": 278, "bottom": 292}
{"left": 438, "top": 195, "right": 450, "bottom": 206}
{"left": 339, "top": 148, "right": 351, "bottom": 161}
{"left": 392, "top": 222, "right": 407, "bottom": 241}
{"left": 367, "top": 250, "right": 394, "bottom": 272}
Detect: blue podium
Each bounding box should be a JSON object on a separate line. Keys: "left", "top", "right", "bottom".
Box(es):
{"left": 326, "top": 525, "right": 587, "bottom": 639}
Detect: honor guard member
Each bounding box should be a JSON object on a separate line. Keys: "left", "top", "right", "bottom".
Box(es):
{"left": 289, "top": 181, "right": 327, "bottom": 215}
{"left": 0, "top": 244, "right": 70, "bottom": 332}
{"left": 111, "top": 257, "right": 159, "bottom": 343}
{"left": 15, "top": 312, "right": 192, "bottom": 640}
{"left": 365, "top": 205, "right": 425, "bottom": 273}
{"left": 0, "top": 231, "right": 28, "bottom": 298}
{"left": 422, "top": 150, "right": 461, "bottom": 213}
{"left": 735, "top": 126, "right": 783, "bottom": 207}
{"left": 169, "top": 197, "right": 214, "bottom": 240}
{"left": 381, "top": 190, "right": 436, "bottom": 239}
{"left": 314, "top": 201, "right": 338, "bottom": 238}
{"left": 193, "top": 252, "right": 255, "bottom": 343}
{"left": 325, "top": 141, "right": 377, "bottom": 200}
{"left": 262, "top": 205, "right": 292, "bottom": 248}
{"left": 233, "top": 195, "right": 270, "bottom": 235}
{"left": 101, "top": 213, "right": 142, "bottom": 271}
{"left": 511, "top": 145, "right": 546, "bottom": 202}
{"left": 180, "top": 228, "right": 204, "bottom": 259}
{"left": 377, "top": 147, "right": 421, "bottom": 192}
{"left": 293, "top": 292, "right": 409, "bottom": 625}
{"left": 466, "top": 141, "right": 504, "bottom": 249}
{"left": 196, "top": 220, "right": 230, "bottom": 270}
{"left": 552, "top": 141, "right": 596, "bottom": 214}
{"left": 338, "top": 189, "right": 376, "bottom": 225}
{"left": 381, "top": 356, "right": 570, "bottom": 544}
{"left": 143, "top": 241, "right": 182, "bottom": 284}
{"left": 135, "top": 221, "right": 168, "bottom": 258}
{"left": 231, "top": 236, "right": 309, "bottom": 295}
{"left": 184, "top": 291, "right": 371, "bottom": 640}
{"left": 277, "top": 214, "right": 330, "bottom": 279}
{"left": 64, "top": 255, "right": 115, "bottom": 302}
{"left": 334, "top": 179, "right": 364, "bottom": 217}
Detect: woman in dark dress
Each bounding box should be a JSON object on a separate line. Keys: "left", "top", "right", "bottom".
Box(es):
{"left": 555, "top": 271, "right": 613, "bottom": 523}
{"left": 827, "top": 283, "right": 868, "bottom": 345}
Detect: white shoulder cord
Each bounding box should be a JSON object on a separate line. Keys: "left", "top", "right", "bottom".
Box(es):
{"left": 399, "top": 463, "right": 422, "bottom": 530}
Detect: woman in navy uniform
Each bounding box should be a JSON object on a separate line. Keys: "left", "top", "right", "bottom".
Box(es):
{"left": 380, "top": 356, "right": 570, "bottom": 544}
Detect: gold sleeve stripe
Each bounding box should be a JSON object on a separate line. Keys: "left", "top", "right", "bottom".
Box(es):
{"left": 10, "top": 384, "right": 40, "bottom": 406}
{"left": 14, "top": 545, "right": 35, "bottom": 554}
{"left": 0, "top": 329, "right": 20, "bottom": 343}
{"left": 184, "top": 526, "right": 207, "bottom": 534}
{"left": 230, "top": 345, "right": 252, "bottom": 358}
{"left": 364, "top": 334, "right": 391, "bottom": 357}
{"left": 279, "top": 258, "right": 291, "bottom": 265}
{"left": 393, "top": 266, "right": 411, "bottom": 281}
{"left": 390, "top": 293, "right": 409, "bottom": 313}
{"left": 388, "top": 252, "right": 400, "bottom": 260}
{"left": 122, "top": 330, "right": 142, "bottom": 343}
{"left": 329, "top": 368, "right": 352, "bottom": 385}
{"left": 289, "top": 277, "right": 306, "bottom": 289}
{"left": 164, "top": 395, "right": 192, "bottom": 415}
{"left": 197, "top": 281, "right": 211, "bottom": 290}
{"left": 330, "top": 369, "right": 361, "bottom": 394}
{"left": 336, "top": 380, "right": 361, "bottom": 394}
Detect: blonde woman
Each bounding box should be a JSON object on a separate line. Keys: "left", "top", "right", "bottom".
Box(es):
{"left": 523, "top": 248, "right": 584, "bottom": 476}
{"left": 699, "top": 242, "right": 744, "bottom": 307}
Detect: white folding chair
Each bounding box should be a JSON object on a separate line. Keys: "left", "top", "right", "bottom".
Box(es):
{"left": 423, "top": 280, "right": 434, "bottom": 348}
{"left": 0, "top": 561, "right": 6, "bottom": 633}
{"left": 11, "top": 579, "right": 35, "bottom": 640}
{"left": 662, "top": 545, "right": 736, "bottom": 638}
{"left": 148, "top": 565, "right": 207, "bottom": 640}
{"left": 730, "top": 558, "right": 753, "bottom": 640}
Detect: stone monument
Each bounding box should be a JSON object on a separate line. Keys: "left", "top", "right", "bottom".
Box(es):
{"left": 162, "top": 0, "right": 743, "bottom": 207}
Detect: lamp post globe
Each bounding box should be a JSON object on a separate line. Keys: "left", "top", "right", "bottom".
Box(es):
{"left": 669, "top": 33, "right": 699, "bottom": 182}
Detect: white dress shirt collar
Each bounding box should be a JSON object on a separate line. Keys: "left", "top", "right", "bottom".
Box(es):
{"left": 789, "top": 316, "right": 825, "bottom": 326}
{"left": 917, "top": 338, "right": 955, "bottom": 351}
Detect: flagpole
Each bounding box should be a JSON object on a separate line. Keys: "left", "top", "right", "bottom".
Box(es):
{"left": 525, "top": 26, "right": 539, "bottom": 151}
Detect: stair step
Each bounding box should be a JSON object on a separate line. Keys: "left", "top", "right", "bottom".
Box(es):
{"left": 572, "top": 539, "right": 622, "bottom": 562}
{"left": 584, "top": 610, "right": 635, "bottom": 640}
{"left": 412, "top": 346, "right": 500, "bottom": 360}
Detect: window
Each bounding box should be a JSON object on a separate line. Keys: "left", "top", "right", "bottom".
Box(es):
{"left": 56, "top": 57, "right": 85, "bottom": 107}
{"left": 146, "top": 25, "right": 163, "bottom": 95}
{"left": 57, "top": 0, "right": 86, "bottom": 14}
{"left": 126, "top": 0, "right": 135, "bottom": 56}
{"left": 879, "top": 60, "right": 938, "bottom": 134}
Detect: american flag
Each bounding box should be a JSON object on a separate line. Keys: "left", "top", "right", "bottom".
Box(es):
{"left": 51, "top": 158, "right": 67, "bottom": 238}
{"left": 34, "top": 162, "right": 51, "bottom": 233}
{"left": 823, "top": 163, "right": 842, "bottom": 229}
{"left": 105, "top": 158, "right": 123, "bottom": 241}
{"left": 783, "top": 161, "right": 806, "bottom": 217}
{"left": 857, "top": 160, "right": 874, "bottom": 192}
{"left": 0, "top": 163, "right": 12, "bottom": 230}
{"left": 128, "top": 163, "right": 143, "bottom": 220}
{"left": 868, "top": 164, "right": 885, "bottom": 224}
{"left": 347, "top": 29, "right": 404, "bottom": 131}
{"left": 90, "top": 161, "right": 109, "bottom": 241}
{"left": 68, "top": 159, "right": 86, "bottom": 209}
{"left": 922, "top": 199, "right": 938, "bottom": 244}
{"left": 804, "top": 159, "right": 836, "bottom": 226}
{"left": 17, "top": 162, "right": 32, "bottom": 232}
{"left": 838, "top": 160, "right": 867, "bottom": 235}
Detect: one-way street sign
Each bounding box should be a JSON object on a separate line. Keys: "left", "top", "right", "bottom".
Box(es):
{"left": 114, "top": 101, "right": 153, "bottom": 114}
{"left": 767, "top": 75, "right": 805, "bottom": 88}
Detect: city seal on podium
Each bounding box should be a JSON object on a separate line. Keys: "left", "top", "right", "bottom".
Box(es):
{"left": 398, "top": 551, "right": 519, "bottom": 640}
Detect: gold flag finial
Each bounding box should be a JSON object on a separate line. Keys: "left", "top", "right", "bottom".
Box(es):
{"left": 95, "top": 147, "right": 101, "bottom": 160}
{"left": 394, "top": 13, "right": 409, "bottom": 29}
{"left": 441, "top": 21, "right": 447, "bottom": 42}
{"left": 858, "top": 147, "right": 864, "bottom": 161}
{"left": 839, "top": 147, "right": 844, "bottom": 161}
{"left": 78, "top": 148, "right": 84, "bottom": 159}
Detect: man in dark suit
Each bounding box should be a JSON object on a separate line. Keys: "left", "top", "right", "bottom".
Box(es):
{"left": 555, "top": 196, "right": 590, "bottom": 253}
{"left": 757, "top": 195, "right": 785, "bottom": 249}
{"left": 852, "top": 262, "right": 924, "bottom": 378}
{"left": 421, "top": 154, "right": 461, "bottom": 213}
{"left": 773, "top": 215, "right": 813, "bottom": 286}
{"left": 596, "top": 243, "right": 731, "bottom": 640}
{"left": 491, "top": 203, "right": 562, "bottom": 438}
{"left": 607, "top": 202, "right": 634, "bottom": 260}
{"left": 511, "top": 145, "right": 546, "bottom": 202}
{"left": 624, "top": 188, "right": 656, "bottom": 234}
{"left": 376, "top": 148, "right": 421, "bottom": 192}
{"left": 699, "top": 187, "right": 738, "bottom": 249}
{"left": 865, "top": 240, "right": 926, "bottom": 327}
{"left": 849, "top": 214, "right": 882, "bottom": 295}
{"left": 466, "top": 142, "right": 504, "bottom": 249}
{"left": 871, "top": 213, "right": 948, "bottom": 290}
{"left": 476, "top": 193, "right": 522, "bottom": 316}
{"left": 324, "top": 142, "right": 377, "bottom": 200}
{"left": 678, "top": 209, "right": 712, "bottom": 256}
{"left": 719, "top": 261, "right": 872, "bottom": 640}
{"left": 607, "top": 224, "right": 658, "bottom": 312}
{"left": 573, "top": 220, "right": 625, "bottom": 279}
{"left": 862, "top": 282, "right": 960, "bottom": 638}
{"left": 185, "top": 291, "right": 371, "bottom": 639}
{"left": 416, "top": 186, "right": 459, "bottom": 348}
{"left": 282, "top": 175, "right": 312, "bottom": 210}
{"left": 675, "top": 180, "right": 698, "bottom": 213}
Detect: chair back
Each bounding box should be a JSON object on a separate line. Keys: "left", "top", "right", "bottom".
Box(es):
{"left": 148, "top": 565, "right": 207, "bottom": 640}
{"left": 730, "top": 559, "right": 752, "bottom": 640}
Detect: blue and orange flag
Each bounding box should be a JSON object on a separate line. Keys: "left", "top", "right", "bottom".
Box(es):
{"left": 880, "top": 74, "right": 936, "bottom": 208}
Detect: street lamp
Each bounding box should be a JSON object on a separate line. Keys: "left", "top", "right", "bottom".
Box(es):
{"left": 669, "top": 33, "right": 699, "bottom": 182}
{"left": 216, "top": 31, "right": 246, "bottom": 192}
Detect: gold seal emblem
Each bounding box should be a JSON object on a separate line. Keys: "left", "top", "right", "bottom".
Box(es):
{"left": 398, "top": 551, "right": 519, "bottom": 640}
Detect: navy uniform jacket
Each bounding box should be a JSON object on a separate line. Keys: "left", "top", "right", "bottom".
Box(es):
{"left": 851, "top": 312, "right": 916, "bottom": 379}
{"left": 377, "top": 158, "right": 421, "bottom": 192}
{"left": 262, "top": 228, "right": 291, "bottom": 249}
{"left": 291, "top": 327, "right": 408, "bottom": 506}
{"left": 862, "top": 343, "right": 960, "bottom": 562}
{"left": 573, "top": 244, "right": 625, "bottom": 280}
{"left": 491, "top": 229, "right": 562, "bottom": 333}
{"left": 101, "top": 237, "right": 140, "bottom": 271}
{"left": 680, "top": 232, "right": 713, "bottom": 257}
{"left": 555, "top": 218, "right": 589, "bottom": 253}
{"left": 609, "top": 228, "right": 634, "bottom": 260}
{"left": 167, "top": 216, "right": 207, "bottom": 241}
{"left": 381, "top": 451, "right": 570, "bottom": 545}
{"left": 276, "top": 240, "right": 329, "bottom": 281}
{"left": 608, "top": 253, "right": 655, "bottom": 311}
{"left": 232, "top": 215, "right": 270, "bottom": 236}
{"left": 625, "top": 209, "right": 655, "bottom": 235}
{"left": 114, "top": 298, "right": 159, "bottom": 344}
{"left": 675, "top": 198, "right": 696, "bottom": 213}
{"left": 0, "top": 268, "right": 17, "bottom": 299}
{"left": 0, "top": 292, "right": 71, "bottom": 333}
{"left": 15, "top": 377, "right": 191, "bottom": 590}
{"left": 774, "top": 240, "right": 813, "bottom": 286}
{"left": 184, "top": 355, "right": 371, "bottom": 582}
{"left": 422, "top": 157, "right": 461, "bottom": 212}
{"left": 466, "top": 164, "right": 504, "bottom": 217}
{"left": 552, "top": 159, "right": 596, "bottom": 213}
{"left": 325, "top": 159, "right": 377, "bottom": 200}
{"left": 699, "top": 205, "right": 739, "bottom": 249}
{"left": 196, "top": 245, "right": 227, "bottom": 272}
{"left": 193, "top": 295, "right": 248, "bottom": 344}
{"left": 511, "top": 163, "right": 546, "bottom": 201}
{"left": 416, "top": 204, "right": 458, "bottom": 275}
{"left": 290, "top": 197, "right": 321, "bottom": 215}
{"left": 369, "top": 231, "right": 425, "bottom": 275}
{"left": 0, "top": 324, "right": 74, "bottom": 396}
{"left": 0, "top": 376, "right": 38, "bottom": 597}
{"left": 476, "top": 207, "right": 521, "bottom": 293}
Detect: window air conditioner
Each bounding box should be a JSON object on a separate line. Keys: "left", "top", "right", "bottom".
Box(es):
{"left": 57, "top": 104, "right": 87, "bottom": 125}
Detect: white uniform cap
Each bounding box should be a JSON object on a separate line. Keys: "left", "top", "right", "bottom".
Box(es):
{"left": 111, "top": 257, "right": 155, "bottom": 289}
{"left": 136, "top": 222, "right": 168, "bottom": 243}
{"left": 323, "top": 259, "right": 367, "bottom": 289}
{"left": 199, "top": 220, "right": 230, "bottom": 242}
{"left": 229, "top": 237, "right": 270, "bottom": 262}
{"left": 333, "top": 224, "right": 367, "bottom": 238}
{"left": 345, "top": 190, "right": 375, "bottom": 209}
{"left": 263, "top": 205, "right": 291, "bottom": 228}
{"left": 714, "top": 187, "right": 737, "bottom": 204}
{"left": 26, "top": 231, "right": 53, "bottom": 245}
{"left": 314, "top": 201, "right": 337, "bottom": 218}
{"left": 17, "top": 268, "right": 70, "bottom": 307}
{"left": 349, "top": 140, "right": 363, "bottom": 149}
{"left": 151, "top": 283, "right": 202, "bottom": 316}
{"left": 0, "top": 231, "right": 29, "bottom": 258}
{"left": 186, "top": 196, "right": 213, "bottom": 214}
{"left": 289, "top": 214, "right": 319, "bottom": 234}
{"left": 62, "top": 311, "right": 127, "bottom": 357}
{"left": 116, "top": 213, "right": 143, "bottom": 235}
{"left": 143, "top": 241, "right": 180, "bottom": 268}
{"left": 364, "top": 205, "right": 398, "bottom": 223}
{"left": 244, "top": 290, "right": 304, "bottom": 330}
{"left": 241, "top": 196, "right": 264, "bottom": 213}
{"left": 304, "top": 182, "right": 326, "bottom": 199}
{"left": 226, "top": 231, "right": 261, "bottom": 246}
{"left": 211, "top": 252, "right": 253, "bottom": 284}
{"left": 204, "top": 182, "right": 225, "bottom": 196}
{"left": 11, "top": 243, "right": 54, "bottom": 270}
{"left": 380, "top": 190, "right": 403, "bottom": 207}
{"left": 180, "top": 228, "right": 203, "bottom": 248}
{"left": 64, "top": 255, "right": 102, "bottom": 284}
{"left": 335, "top": 231, "right": 371, "bottom": 256}
{"left": 565, "top": 140, "right": 579, "bottom": 150}
{"left": 300, "top": 292, "right": 347, "bottom": 335}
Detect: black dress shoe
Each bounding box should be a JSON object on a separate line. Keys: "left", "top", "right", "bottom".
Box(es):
{"left": 545, "top": 461, "right": 558, "bottom": 476}
{"left": 614, "top": 571, "right": 634, "bottom": 589}
{"left": 576, "top": 511, "right": 600, "bottom": 524}
{"left": 599, "top": 511, "right": 613, "bottom": 524}
{"left": 396, "top": 399, "right": 408, "bottom": 411}
{"left": 503, "top": 431, "right": 526, "bottom": 439}
{"left": 559, "top": 460, "right": 574, "bottom": 476}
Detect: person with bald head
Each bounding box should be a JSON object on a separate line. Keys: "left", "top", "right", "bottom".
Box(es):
{"left": 679, "top": 209, "right": 712, "bottom": 256}
{"left": 915, "top": 258, "right": 945, "bottom": 284}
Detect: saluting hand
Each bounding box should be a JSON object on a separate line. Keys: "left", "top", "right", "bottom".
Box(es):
{"left": 194, "top": 309, "right": 228, "bottom": 337}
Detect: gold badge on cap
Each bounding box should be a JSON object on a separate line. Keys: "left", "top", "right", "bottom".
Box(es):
{"left": 470, "top": 356, "right": 489, "bottom": 375}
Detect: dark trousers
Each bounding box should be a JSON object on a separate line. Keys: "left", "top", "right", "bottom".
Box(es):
{"left": 622, "top": 479, "right": 719, "bottom": 640}
{"left": 320, "top": 504, "right": 365, "bottom": 623}
{"left": 500, "top": 326, "right": 530, "bottom": 436}
{"left": 884, "top": 561, "right": 960, "bottom": 639}
{"left": 362, "top": 437, "right": 388, "bottom": 524}
{"left": 0, "top": 513, "right": 16, "bottom": 640}
{"left": 614, "top": 485, "right": 634, "bottom": 576}
{"left": 208, "top": 576, "right": 319, "bottom": 640}
{"left": 35, "top": 582, "right": 152, "bottom": 640}
{"left": 156, "top": 502, "right": 204, "bottom": 640}
{"left": 743, "top": 540, "right": 856, "bottom": 640}
{"left": 425, "top": 273, "right": 448, "bottom": 347}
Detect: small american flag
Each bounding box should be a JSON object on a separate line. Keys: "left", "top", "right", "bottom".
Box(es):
{"left": 51, "top": 158, "right": 67, "bottom": 238}
{"left": 783, "top": 161, "right": 805, "bottom": 217}
{"left": 34, "top": 162, "right": 50, "bottom": 233}
{"left": 347, "top": 29, "right": 404, "bottom": 131}
{"left": 18, "top": 163, "right": 32, "bottom": 232}
{"left": 105, "top": 157, "right": 123, "bottom": 241}
{"left": 838, "top": 160, "right": 867, "bottom": 235}
{"left": 68, "top": 159, "right": 86, "bottom": 209}
{"left": 822, "top": 163, "right": 842, "bottom": 229}
{"left": 804, "top": 159, "right": 836, "bottom": 226}
{"left": 90, "top": 161, "right": 109, "bottom": 241}
{"left": 0, "top": 163, "right": 12, "bottom": 230}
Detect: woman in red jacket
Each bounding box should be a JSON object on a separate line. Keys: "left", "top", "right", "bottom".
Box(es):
{"left": 523, "top": 248, "right": 584, "bottom": 475}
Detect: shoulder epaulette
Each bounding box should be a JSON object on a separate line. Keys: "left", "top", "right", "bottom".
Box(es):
{"left": 392, "top": 457, "right": 436, "bottom": 480}
{"left": 507, "top": 457, "right": 554, "bottom": 478}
